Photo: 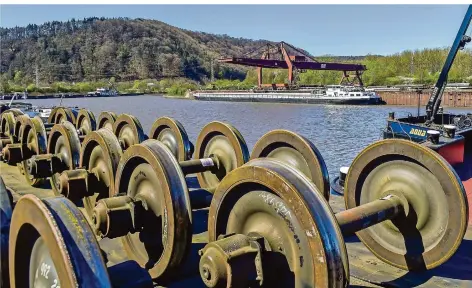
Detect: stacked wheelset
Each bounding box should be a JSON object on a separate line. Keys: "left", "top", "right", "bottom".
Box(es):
{"left": 0, "top": 108, "right": 469, "bottom": 287}
{"left": 0, "top": 106, "right": 254, "bottom": 286}
{"left": 1, "top": 107, "right": 97, "bottom": 187}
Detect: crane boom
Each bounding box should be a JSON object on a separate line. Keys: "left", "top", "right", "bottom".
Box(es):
{"left": 426, "top": 5, "right": 472, "bottom": 123}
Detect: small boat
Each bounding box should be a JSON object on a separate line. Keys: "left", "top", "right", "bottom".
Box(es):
{"left": 87, "top": 88, "right": 118, "bottom": 97}
{"left": 0, "top": 94, "right": 52, "bottom": 121}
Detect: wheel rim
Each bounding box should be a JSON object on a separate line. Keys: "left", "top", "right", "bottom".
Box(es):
{"left": 47, "top": 107, "right": 59, "bottom": 124}
{"left": 1, "top": 177, "right": 13, "bottom": 287}
{"left": 112, "top": 114, "right": 146, "bottom": 150}
{"left": 97, "top": 111, "right": 117, "bottom": 131}
{"left": 149, "top": 116, "right": 192, "bottom": 161}
{"left": 115, "top": 140, "right": 192, "bottom": 280}
{"left": 9, "top": 195, "right": 111, "bottom": 288}
{"left": 250, "top": 129, "right": 330, "bottom": 200}
{"left": 195, "top": 121, "right": 249, "bottom": 190}
{"left": 76, "top": 109, "right": 96, "bottom": 136}
{"left": 47, "top": 122, "right": 81, "bottom": 194}
{"left": 53, "top": 108, "right": 75, "bottom": 125}
{"left": 345, "top": 139, "right": 468, "bottom": 270}
{"left": 209, "top": 158, "right": 348, "bottom": 287}
{"left": 14, "top": 115, "right": 29, "bottom": 143}
{"left": 21, "top": 117, "right": 47, "bottom": 186}
{"left": 1, "top": 112, "right": 16, "bottom": 143}
{"left": 81, "top": 129, "right": 122, "bottom": 220}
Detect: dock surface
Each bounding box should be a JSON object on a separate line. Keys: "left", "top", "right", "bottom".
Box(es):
{"left": 2, "top": 162, "right": 471, "bottom": 287}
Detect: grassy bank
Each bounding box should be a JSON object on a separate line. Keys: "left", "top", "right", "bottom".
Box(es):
{"left": 0, "top": 77, "right": 200, "bottom": 97}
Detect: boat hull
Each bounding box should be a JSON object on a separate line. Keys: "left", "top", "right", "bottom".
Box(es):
{"left": 194, "top": 94, "right": 384, "bottom": 105}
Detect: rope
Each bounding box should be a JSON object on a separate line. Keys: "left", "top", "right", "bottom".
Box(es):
{"left": 398, "top": 123, "right": 412, "bottom": 141}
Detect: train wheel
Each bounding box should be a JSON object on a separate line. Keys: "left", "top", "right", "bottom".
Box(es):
{"left": 149, "top": 116, "right": 193, "bottom": 161}
{"left": 97, "top": 111, "right": 117, "bottom": 131}
{"left": 251, "top": 129, "right": 330, "bottom": 200}
{"left": 76, "top": 109, "right": 97, "bottom": 136}
{"left": 9, "top": 194, "right": 111, "bottom": 288}
{"left": 195, "top": 121, "right": 249, "bottom": 190}
{"left": 201, "top": 158, "right": 348, "bottom": 287}
{"left": 112, "top": 114, "right": 146, "bottom": 150}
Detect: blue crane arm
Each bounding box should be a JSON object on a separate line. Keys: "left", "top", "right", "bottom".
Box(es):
{"left": 426, "top": 5, "right": 472, "bottom": 123}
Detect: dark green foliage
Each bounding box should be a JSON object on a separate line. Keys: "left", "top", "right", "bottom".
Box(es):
{"left": 0, "top": 17, "right": 269, "bottom": 84}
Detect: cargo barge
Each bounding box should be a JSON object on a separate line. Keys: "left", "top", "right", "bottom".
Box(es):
{"left": 193, "top": 85, "right": 385, "bottom": 105}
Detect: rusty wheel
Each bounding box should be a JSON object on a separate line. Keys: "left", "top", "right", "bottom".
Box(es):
{"left": 195, "top": 121, "right": 249, "bottom": 190}
{"left": 149, "top": 116, "right": 193, "bottom": 161}
{"left": 19, "top": 116, "right": 48, "bottom": 186}
{"left": 112, "top": 114, "right": 146, "bottom": 150}
{"left": 9, "top": 194, "right": 111, "bottom": 288}
{"left": 1, "top": 177, "right": 13, "bottom": 287}
{"left": 76, "top": 109, "right": 96, "bottom": 136}
{"left": 80, "top": 128, "right": 123, "bottom": 220}
{"left": 1, "top": 115, "right": 30, "bottom": 164}
{"left": 204, "top": 158, "right": 348, "bottom": 287}
{"left": 3, "top": 108, "right": 24, "bottom": 117}
{"left": 97, "top": 111, "right": 117, "bottom": 131}
{"left": 13, "top": 114, "right": 30, "bottom": 144}
{"left": 48, "top": 107, "right": 77, "bottom": 125}
{"left": 47, "top": 121, "right": 81, "bottom": 194}
{"left": 46, "top": 107, "right": 59, "bottom": 124}
{"left": 251, "top": 129, "right": 330, "bottom": 200}
{"left": 1, "top": 112, "right": 17, "bottom": 144}
{"left": 113, "top": 139, "right": 192, "bottom": 280}
{"left": 47, "top": 107, "right": 64, "bottom": 124}
{"left": 345, "top": 139, "right": 468, "bottom": 271}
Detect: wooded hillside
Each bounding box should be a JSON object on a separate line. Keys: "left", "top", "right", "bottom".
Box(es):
{"left": 0, "top": 17, "right": 271, "bottom": 83}
{"left": 1, "top": 17, "right": 472, "bottom": 88}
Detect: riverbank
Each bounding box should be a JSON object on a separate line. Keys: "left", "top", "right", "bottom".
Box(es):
{"left": 4, "top": 90, "right": 471, "bottom": 108}
{"left": 1, "top": 92, "right": 146, "bottom": 100}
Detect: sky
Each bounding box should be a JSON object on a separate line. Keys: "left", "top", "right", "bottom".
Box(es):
{"left": 0, "top": 4, "right": 471, "bottom": 56}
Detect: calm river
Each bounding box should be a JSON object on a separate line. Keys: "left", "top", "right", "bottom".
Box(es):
{"left": 28, "top": 95, "right": 472, "bottom": 180}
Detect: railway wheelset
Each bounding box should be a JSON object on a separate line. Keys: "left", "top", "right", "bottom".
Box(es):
{"left": 0, "top": 108, "right": 469, "bottom": 288}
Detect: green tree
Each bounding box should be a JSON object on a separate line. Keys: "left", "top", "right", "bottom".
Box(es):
{"left": 14, "top": 71, "right": 24, "bottom": 84}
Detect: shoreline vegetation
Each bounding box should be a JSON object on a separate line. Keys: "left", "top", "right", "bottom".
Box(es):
{"left": 2, "top": 18, "right": 472, "bottom": 99}
{"left": 2, "top": 47, "right": 472, "bottom": 98}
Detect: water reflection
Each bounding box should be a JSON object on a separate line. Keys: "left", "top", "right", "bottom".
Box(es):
{"left": 29, "top": 95, "right": 472, "bottom": 179}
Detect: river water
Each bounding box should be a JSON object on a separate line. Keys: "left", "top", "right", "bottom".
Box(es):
{"left": 29, "top": 95, "right": 472, "bottom": 180}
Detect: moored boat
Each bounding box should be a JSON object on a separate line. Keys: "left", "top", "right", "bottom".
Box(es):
{"left": 193, "top": 85, "right": 385, "bottom": 105}
{"left": 87, "top": 87, "right": 118, "bottom": 97}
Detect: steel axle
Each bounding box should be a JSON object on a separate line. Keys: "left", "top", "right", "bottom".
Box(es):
{"left": 26, "top": 154, "right": 66, "bottom": 178}
{"left": 198, "top": 194, "right": 408, "bottom": 288}
{"left": 335, "top": 194, "right": 407, "bottom": 237}
{"left": 92, "top": 195, "right": 146, "bottom": 238}
{"left": 179, "top": 155, "right": 220, "bottom": 175}
{"left": 1, "top": 143, "right": 29, "bottom": 164}
{"left": 93, "top": 189, "right": 211, "bottom": 238}
{"left": 199, "top": 233, "right": 264, "bottom": 288}
{"left": 57, "top": 168, "right": 104, "bottom": 201}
